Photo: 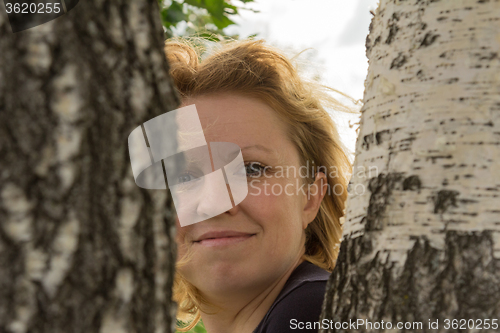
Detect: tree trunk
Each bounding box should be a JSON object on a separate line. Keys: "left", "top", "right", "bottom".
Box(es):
{"left": 321, "top": 0, "right": 500, "bottom": 332}
{"left": 0, "top": 2, "right": 180, "bottom": 333}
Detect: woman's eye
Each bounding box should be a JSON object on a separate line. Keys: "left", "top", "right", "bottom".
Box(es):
{"left": 244, "top": 162, "right": 268, "bottom": 178}
{"left": 177, "top": 173, "right": 195, "bottom": 184}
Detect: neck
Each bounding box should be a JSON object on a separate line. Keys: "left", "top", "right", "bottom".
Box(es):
{"left": 200, "top": 256, "right": 305, "bottom": 333}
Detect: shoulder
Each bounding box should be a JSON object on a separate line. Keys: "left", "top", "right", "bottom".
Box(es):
{"left": 253, "top": 262, "right": 330, "bottom": 333}
{"left": 265, "top": 281, "right": 328, "bottom": 332}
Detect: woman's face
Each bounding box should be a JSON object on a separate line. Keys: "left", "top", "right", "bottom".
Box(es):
{"left": 174, "top": 93, "right": 322, "bottom": 297}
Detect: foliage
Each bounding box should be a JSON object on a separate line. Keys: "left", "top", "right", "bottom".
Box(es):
{"left": 176, "top": 319, "right": 207, "bottom": 333}
{"left": 159, "top": 0, "right": 259, "bottom": 41}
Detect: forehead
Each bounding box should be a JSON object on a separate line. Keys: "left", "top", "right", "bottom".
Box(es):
{"left": 180, "top": 94, "right": 296, "bottom": 162}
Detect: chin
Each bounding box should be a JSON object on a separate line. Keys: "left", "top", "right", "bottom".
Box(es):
{"left": 199, "top": 262, "right": 255, "bottom": 291}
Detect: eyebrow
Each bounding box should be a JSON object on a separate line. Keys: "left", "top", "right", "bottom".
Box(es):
{"left": 241, "top": 144, "right": 275, "bottom": 154}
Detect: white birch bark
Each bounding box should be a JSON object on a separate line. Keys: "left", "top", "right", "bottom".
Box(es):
{"left": 321, "top": 0, "right": 500, "bottom": 331}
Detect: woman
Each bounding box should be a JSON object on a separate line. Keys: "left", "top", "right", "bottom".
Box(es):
{"left": 164, "top": 38, "right": 354, "bottom": 333}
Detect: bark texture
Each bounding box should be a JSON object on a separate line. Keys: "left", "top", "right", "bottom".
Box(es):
{"left": 321, "top": 0, "right": 500, "bottom": 332}
{"left": 0, "top": 2, "right": 180, "bottom": 333}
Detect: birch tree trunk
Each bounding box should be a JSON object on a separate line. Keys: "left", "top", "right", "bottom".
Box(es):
{"left": 321, "top": 0, "right": 500, "bottom": 332}
{"left": 0, "top": 2, "right": 180, "bottom": 333}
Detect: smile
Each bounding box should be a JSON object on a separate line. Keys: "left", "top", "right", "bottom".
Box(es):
{"left": 193, "top": 234, "right": 256, "bottom": 247}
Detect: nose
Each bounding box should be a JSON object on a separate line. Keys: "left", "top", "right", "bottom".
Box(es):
{"left": 195, "top": 169, "right": 233, "bottom": 220}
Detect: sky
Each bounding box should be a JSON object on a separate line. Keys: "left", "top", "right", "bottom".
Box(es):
{"left": 224, "top": 0, "right": 380, "bottom": 159}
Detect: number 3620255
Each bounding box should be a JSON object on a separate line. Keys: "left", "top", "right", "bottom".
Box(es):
{"left": 5, "top": 3, "right": 62, "bottom": 14}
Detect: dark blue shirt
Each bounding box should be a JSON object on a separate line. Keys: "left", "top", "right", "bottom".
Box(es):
{"left": 252, "top": 261, "right": 331, "bottom": 333}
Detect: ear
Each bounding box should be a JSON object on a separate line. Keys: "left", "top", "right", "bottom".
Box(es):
{"left": 301, "top": 172, "right": 327, "bottom": 229}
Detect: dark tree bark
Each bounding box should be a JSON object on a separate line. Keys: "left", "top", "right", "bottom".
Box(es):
{"left": 0, "top": 1, "right": 180, "bottom": 333}
{"left": 320, "top": 1, "right": 500, "bottom": 332}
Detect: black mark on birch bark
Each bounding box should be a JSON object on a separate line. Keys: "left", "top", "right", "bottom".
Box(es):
{"left": 375, "top": 130, "right": 391, "bottom": 145}
{"left": 433, "top": 189, "right": 459, "bottom": 214}
{"left": 385, "top": 24, "right": 399, "bottom": 45}
{"left": 428, "top": 154, "right": 452, "bottom": 163}
{"left": 365, "top": 173, "right": 405, "bottom": 231}
{"left": 403, "top": 175, "right": 421, "bottom": 191}
{"left": 477, "top": 52, "right": 497, "bottom": 61}
{"left": 390, "top": 53, "right": 407, "bottom": 69}
{"left": 419, "top": 32, "right": 440, "bottom": 48}
{"left": 362, "top": 133, "right": 374, "bottom": 150}
{"left": 362, "top": 130, "right": 391, "bottom": 149}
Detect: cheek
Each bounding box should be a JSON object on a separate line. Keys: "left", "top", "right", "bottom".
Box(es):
{"left": 243, "top": 179, "right": 304, "bottom": 236}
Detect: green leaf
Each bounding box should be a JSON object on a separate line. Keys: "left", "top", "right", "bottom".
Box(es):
{"left": 211, "top": 14, "right": 234, "bottom": 30}
{"left": 162, "top": 1, "right": 187, "bottom": 26}
{"left": 204, "top": 0, "right": 226, "bottom": 20}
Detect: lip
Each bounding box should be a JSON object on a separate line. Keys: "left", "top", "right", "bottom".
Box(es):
{"left": 193, "top": 231, "right": 256, "bottom": 247}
